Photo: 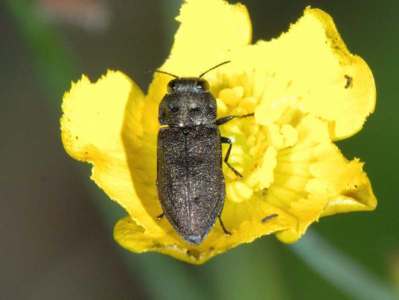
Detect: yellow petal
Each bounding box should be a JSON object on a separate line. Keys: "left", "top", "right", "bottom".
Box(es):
{"left": 232, "top": 7, "right": 375, "bottom": 140}
{"left": 271, "top": 116, "right": 376, "bottom": 243}
{"left": 114, "top": 209, "right": 287, "bottom": 265}
{"left": 319, "top": 159, "right": 377, "bottom": 216}
{"left": 161, "top": 0, "right": 251, "bottom": 77}
{"left": 61, "top": 71, "right": 163, "bottom": 236}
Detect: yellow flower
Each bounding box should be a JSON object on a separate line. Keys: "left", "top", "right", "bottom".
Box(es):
{"left": 60, "top": 0, "right": 377, "bottom": 264}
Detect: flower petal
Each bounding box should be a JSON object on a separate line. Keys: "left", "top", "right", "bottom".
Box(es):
{"left": 270, "top": 116, "right": 376, "bottom": 243}
{"left": 114, "top": 210, "right": 288, "bottom": 265}
{"left": 61, "top": 71, "right": 163, "bottom": 236}
{"left": 318, "top": 160, "right": 377, "bottom": 217}
{"left": 161, "top": 0, "right": 252, "bottom": 77}
{"left": 231, "top": 8, "right": 375, "bottom": 140}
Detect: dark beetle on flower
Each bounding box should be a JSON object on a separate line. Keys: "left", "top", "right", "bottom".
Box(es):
{"left": 156, "top": 61, "right": 253, "bottom": 244}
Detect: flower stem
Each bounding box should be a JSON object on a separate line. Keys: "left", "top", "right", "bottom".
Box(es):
{"left": 290, "top": 230, "right": 398, "bottom": 300}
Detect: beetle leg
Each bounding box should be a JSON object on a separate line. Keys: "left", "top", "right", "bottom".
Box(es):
{"left": 156, "top": 212, "right": 165, "bottom": 220}
{"left": 218, "top": 215, "right": 232, "bottom": 235}
{"left": 221, "top": 136, "right": 242, "bottom": 177}
{"left": 216, "top": 113, "right": 254, "bottom": 126}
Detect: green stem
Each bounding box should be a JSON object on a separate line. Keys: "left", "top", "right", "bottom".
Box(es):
{"left": 290, "top": 230, "right": 398, "bottom": 300}
{"left": 203, "top": 240, "right": 288, "bottom": 300}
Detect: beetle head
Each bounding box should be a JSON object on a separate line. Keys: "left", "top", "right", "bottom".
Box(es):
{"left": 159, "top": 78, "right": 217, "bottom": 127}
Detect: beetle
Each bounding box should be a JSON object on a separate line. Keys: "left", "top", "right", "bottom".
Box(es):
{"left": 156, "top": 61, "right": 253, "bottom": 245}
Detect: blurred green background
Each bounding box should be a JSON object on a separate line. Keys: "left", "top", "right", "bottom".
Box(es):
{"left": 1, "top": 0, "right": 398, "bottom": 299}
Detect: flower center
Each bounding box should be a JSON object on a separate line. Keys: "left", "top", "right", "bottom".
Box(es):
{"left": 212, "top": 72, "right": 273, "bottom": 203}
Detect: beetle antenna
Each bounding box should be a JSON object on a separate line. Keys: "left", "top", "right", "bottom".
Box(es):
{"left": 199, "top": 61, "right": 231, "bottom": 78}
{"left": 154, "top": 70, "right": 179, "bottom": 79}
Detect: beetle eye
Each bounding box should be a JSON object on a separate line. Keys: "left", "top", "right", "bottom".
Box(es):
{"left": 167, "top": 80, "right": 177, "bottom": 93}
